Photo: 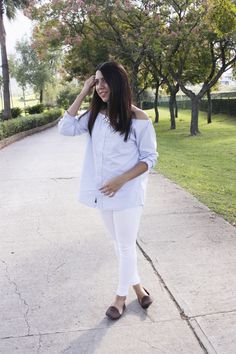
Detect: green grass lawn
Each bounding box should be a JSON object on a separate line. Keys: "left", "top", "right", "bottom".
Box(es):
{"left": 0, "top": 95, "right": 39, "bottom": 111}
{"left": 147, "top": 107, "right": 236, "bottom": 225}
{"left": 12, "top": 95, "right": 39, "bottom": 109}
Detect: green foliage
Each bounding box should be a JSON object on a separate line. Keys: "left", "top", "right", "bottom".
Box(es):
{"left": 0, "top": 107, "right": 23, "bottom": 119}
{"left": 11, "top": 107, "right": 23, "bottom": 118}
{"left": 25, "top": 103, "right": 45, "bottom": 114}
{"left": 12, "top": 38, "right": 60, "bottom": 102}
{"left": 56, "top": 86, "right": 79, "bottom": 109}
{"left": 28, "top": 0, "right": 236, "bottom": 133}
{"left": 64, "top": 34, "right": 110, "bottom": 80}
{"left": 0, "top": 108, "right": 62, "bottom": 140}
{"left": 201, "top": 98, "right": 236, "bottom": 116}
{"left": 159, "top": 98, "right": 236, "bottom": 117}
{"left": 142, "top": 101, "right": 154, "bottom": 109}
{"left": 206, "top": 0, "right": 236, "bottom": 37}
{"left": 4, "top": 0, "right": 30, "bottom": 20}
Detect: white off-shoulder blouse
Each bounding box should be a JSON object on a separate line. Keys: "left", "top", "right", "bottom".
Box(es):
{"left": 58, "top": 110, "right": 158, "bottom": 210}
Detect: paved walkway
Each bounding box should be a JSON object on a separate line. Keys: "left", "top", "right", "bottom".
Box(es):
{"left": 0, "top": 126, "right": 236, "bottom": 354}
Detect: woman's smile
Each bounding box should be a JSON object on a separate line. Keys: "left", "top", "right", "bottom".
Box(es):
{"left": 95, "top": 70, "right": 110, "bottom": 102}
{"left": 99, "top": 91, "right": 109, "bottom": 100}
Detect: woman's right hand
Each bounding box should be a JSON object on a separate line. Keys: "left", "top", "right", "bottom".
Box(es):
{"left": 81, "top": 75, "right": 96, "bottom": 96}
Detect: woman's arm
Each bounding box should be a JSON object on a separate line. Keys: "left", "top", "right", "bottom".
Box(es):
{"left": 99, "top": 162, "right": 148, "bottom": 197}
{"left": 67, "top": 75, "right": 95, "bottom": 116}
{"left": 58, "top": 75, "right": 96, "bottom": 136}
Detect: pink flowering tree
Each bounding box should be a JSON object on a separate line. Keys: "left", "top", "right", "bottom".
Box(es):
{"left": 26, "top": 0, "right": 156, "bottom": 104}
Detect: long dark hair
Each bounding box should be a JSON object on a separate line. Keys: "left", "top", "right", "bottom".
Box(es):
{"left": 87, "top": 61, "right": 133, "bottom": 142}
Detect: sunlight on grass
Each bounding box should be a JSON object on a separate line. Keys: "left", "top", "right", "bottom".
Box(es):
{"left": 10, "top": 95, "right": 39, "bottom": 110}
{"left": 147, "top": 107, "right": 236, "bottom": 225}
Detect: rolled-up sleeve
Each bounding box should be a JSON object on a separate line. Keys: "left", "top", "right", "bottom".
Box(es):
{"left": 136, "top": 119, "right": 158, "bottom": 170}
{"left": 58, "top": 110, "right": 90, "bottom": 136}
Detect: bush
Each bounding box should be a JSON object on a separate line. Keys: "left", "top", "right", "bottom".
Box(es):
{"left": 25, "top": 103, "right": 45, "bottom": 114}
{"left": 11, "top": 107, "right": 23, "bottom": 118}
{"left": 142, "top": 101, "right": 154, "bottom": 110}
{"left": 0, "top": 107, "right": 23, "bottom": 119}
{"left": 57, "top": 86, "right": 79, "bottom": 109}
{"left": 0, "top": 108, "right": 62, "bottom": 140}
{"left": 159, "top": 98, "right": 236, "bottom": 118}
{"left": 200, "top": 98, "right": 236, "bottom": 117}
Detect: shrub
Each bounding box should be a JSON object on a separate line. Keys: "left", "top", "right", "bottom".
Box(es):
{"left": 57, "top": 86, "right": 79, "bottom": 109}
{"left": 11, "top": 107, "right": 23, "bottom": 118}
{"left": 142, "top": 101, "right": 154, "bottom": 110}
{"left": 159, "top": 98, "right": 236, "bottom": 118}
{"left": 25, "top": 103, "right": 45, "bottom": 114}
{"left": 0, "top": 108, "right": 62, "bottom": 140}
{"left": 0, "top": 107, "right": 23, "bottom": 119}
{"left": 200, "top": 98, "right": 236, "bottom": 117}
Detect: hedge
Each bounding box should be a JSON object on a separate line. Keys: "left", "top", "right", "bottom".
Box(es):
{"left": 200, "top": 99, "right": 236, "bottom": 116}
{"left": 0, "top": 108, "right": 62, "bottom": 140}
{"left": 158, "top": 98, "right": 236, "bottom": 117}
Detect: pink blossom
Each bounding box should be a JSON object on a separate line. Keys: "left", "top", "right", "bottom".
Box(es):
{"left": 73, "top": 35, "right": 82, "bottom": 45}
{"left": 154, "top": 14, "right": 161, "bottom": 21}
{"left": 124, "top": 0, "right": 133, "bottom": 10}
{"left": 64, "top": 36, "right": 73, "bottom": 45}
{"left": 23, "top": 8, "right": 32, "bottom": 19}
{"left": 170, "top": 31, "right": 178, "bottom": 37}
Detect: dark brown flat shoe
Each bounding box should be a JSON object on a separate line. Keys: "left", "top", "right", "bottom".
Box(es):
{"left": 138, "top": 287, "right": 153, "bottom": 309}
{"left": 105, "top": 303, "right": 126, "bottom": 320}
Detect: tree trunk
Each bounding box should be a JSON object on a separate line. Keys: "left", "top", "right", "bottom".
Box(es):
{"left": 130, "top": 64, "right": 139, "bottom": 106}
{"left": 207, "top": 89, "right": 212, "bottom": 124}
{"left": 22, "top": 87, "right": 26, "bottom": 114}
{"left": 0, "top": 9, "right": 11, "bottom": 120}
{"left": 174, "top": 96, "right": 178, "bottom": 118}
{"left": 0, "top": 83, "right": 3, "bottom": 110}
{"left": 190, "top": 96, "right": 200, "bottom": 135}
{"left": 154, "top": 82, "right": 159, "bottom": 123}
{"left": 169, "top": 93, "right": 176, "bottom": 129}
{"left": 39, "top": 89, "right": 43, "bottom": 103}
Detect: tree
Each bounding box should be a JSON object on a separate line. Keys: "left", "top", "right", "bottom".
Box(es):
{"left": 9, "top": 52, "right": 28, "bottom": 111}
{"left": 145, "top": 3, "right": 181, "bottom": 129}
{"left": 28, "top": 0, "right": 236, "bottom": 135}
{"left": 11, "top": 38, "right": 60, "bottom": 104}
{"left": 164, "top": 0, "right": 236, "bottom": 135}
{"left": 27, "top": 0, "right": 155, "bottom": 106}
{"left": 90, "top": 2, "right": 152, "bottom": 105}
{"left": 0, "top": 0, "right": 29, "bottom": 119}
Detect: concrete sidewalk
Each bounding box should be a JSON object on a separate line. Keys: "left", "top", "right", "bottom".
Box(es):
{"left": 0, "top": 126, "right": 236, "bottom": 354}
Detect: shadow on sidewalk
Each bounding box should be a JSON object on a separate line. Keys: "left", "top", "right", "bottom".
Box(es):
{"left": 60, "top": 300, "right": 149, "bottom": 354}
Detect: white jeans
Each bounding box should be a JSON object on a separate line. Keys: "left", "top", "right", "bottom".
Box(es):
{"left": 99, "top": 206, "right": 143, "bottom": 296}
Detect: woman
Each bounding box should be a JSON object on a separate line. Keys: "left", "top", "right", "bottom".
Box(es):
{"left": 58, "top": 61, "right": 158, "bottom": 320}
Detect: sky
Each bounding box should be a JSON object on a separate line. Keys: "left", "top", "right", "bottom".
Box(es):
{"left": 4, "top": 11, "right": 32, "bottom": 95}
{"left": 4, "top": 10, "right": 32, "bottom": 55}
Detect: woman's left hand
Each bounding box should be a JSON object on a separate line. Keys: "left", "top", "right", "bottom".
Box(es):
{"left": 99, "top": 176, "right": 126, "bottom": 197}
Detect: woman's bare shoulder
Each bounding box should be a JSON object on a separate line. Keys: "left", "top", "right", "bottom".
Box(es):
{"left": 131, "top": 105, "right": 149, "bottom": 120}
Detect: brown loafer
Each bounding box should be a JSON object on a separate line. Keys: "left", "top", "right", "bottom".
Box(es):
{"left": 138, "top": 287, "right": 153, "bottom": 309}
{"left": 105, "top": 303, "right": 126, "bottom": 320}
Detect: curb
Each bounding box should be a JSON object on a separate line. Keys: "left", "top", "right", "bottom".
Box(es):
{"left": 0, "top": 118, "right": 60, "bottom": 150}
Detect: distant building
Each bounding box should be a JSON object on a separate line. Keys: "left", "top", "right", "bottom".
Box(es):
{"left": 220, "top": 70, "right": 236, "bottom": 86}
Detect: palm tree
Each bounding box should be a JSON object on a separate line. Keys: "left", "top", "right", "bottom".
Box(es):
{"left": 0, "top": 0, "right": 29, "bottom": 120}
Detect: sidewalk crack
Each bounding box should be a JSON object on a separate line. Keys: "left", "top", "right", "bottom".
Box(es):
{"left": 1, "top": 259, "right": 31, "bottom": 336}
{"left": 190, "top": 319, "right": 217, "bottom": 354}
{"left": 136, "top": 242, "right": 210, "bottom": 354}
{"left": 50, "top": 177, "right": 76, "bottom": 182}
{"left": 190, "top": 309, "right": 236, "bottom": 318}
{"left": 37, "top": 334, "right": 43, "bottom": 354}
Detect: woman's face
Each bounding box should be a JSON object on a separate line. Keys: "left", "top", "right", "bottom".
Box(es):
{"left": 95, "top": 70, "right": 110, "bottom": 102}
